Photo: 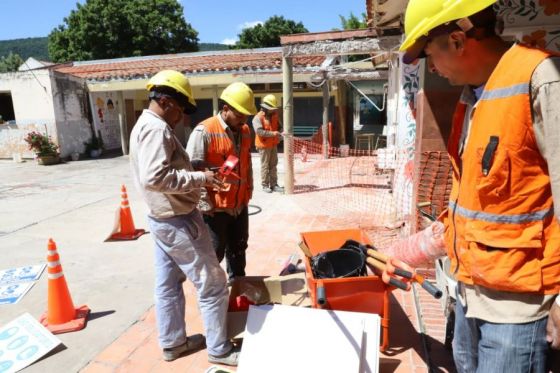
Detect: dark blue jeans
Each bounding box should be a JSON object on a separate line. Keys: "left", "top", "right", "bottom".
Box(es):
{"left": 204, "top": 206, "right": 249, "bottom": 280}
{"left": 453, "top": 288, "right": 550, "bottom": 373}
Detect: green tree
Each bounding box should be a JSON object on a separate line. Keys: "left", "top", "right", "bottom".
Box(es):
{"left": 235, "top": 16, "right": 308, "bottom": 49}
{"left": 338, "top": 12, "right": 368, "bottom": 30}
{"left": 0, "top": 52, "right": 24, "bottom": 72}
{"left": 48, "top": 0, "right": 199, "bottom": 63}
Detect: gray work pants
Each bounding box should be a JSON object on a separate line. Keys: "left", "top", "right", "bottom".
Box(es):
{"left": 148, "top": 209, "right": 231, "bottom": 356}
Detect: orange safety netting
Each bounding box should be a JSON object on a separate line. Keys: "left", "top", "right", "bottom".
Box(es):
{"left": 287, "top": 134, "right": 411, "bottom": 249}
{"left": 286, "top": 132, "right": 453, "bottom": 251}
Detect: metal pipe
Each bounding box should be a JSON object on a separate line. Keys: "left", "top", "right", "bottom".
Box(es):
{"left": 212, "top": 85, "right": 219, "bottom": 116}
{"left": 117, "top": 91, "right": 128, "bottom": 155}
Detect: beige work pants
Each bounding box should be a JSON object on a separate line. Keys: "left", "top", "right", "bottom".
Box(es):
{"left": 258, "top": 147, "right": 278, "bottom": 188}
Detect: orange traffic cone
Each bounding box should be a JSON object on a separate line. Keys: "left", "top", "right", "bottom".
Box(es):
{"left": 39, "top": 238, "right": 90, "bottom": 334}
{"left": 107, "top": 184, "right": 146, "bottom": 241}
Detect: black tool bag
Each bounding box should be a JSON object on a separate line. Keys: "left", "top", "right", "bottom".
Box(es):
{"left": 311, "top": 240, "right": 367, "bottom": 279}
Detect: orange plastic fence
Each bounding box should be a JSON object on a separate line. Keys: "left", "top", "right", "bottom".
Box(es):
{"left": 416, "top": 152, "right": 452, "bottom": 230}
{"left": 287, "top": 136, "right": 409, "bottom": 249}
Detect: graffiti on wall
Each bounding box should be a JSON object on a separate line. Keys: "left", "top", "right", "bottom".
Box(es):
{"left": 394, "top": 58, "right": 421, "bottom": 226}
{"left": 496, "top": 0, "right": 560, "bottom": 52}
{"left": 91, "top": 92, "right": 121, "bottom": 150}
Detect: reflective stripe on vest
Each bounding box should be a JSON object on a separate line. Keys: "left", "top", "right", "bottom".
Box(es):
{"left": 479, "top": 83, "right": 529, "bottom": 101}
{"left": 449, "top": 201, "right": 553, "bottom": 224}
{"left": 444, "top": 44, "right": 560, "bottom": 294}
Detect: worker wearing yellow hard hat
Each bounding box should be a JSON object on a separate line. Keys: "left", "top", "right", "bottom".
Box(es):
{"left": 386, "top": 1, "right": 560, "bottom": 370}
{"left": 130, "top": 70, "right": 240, "bottom": 366}
{"left": 219, "top": 81, "right": 258, "bottom": 116}
{"left": 186, "top": 81, "right": 256, "bottom": 284}
{"left": 253, "top": 94, "right": 283, "bottom": 193}
{"left": 400, "top": 0, "right": 498, "bottom": 65}
{"left": 146, "top": 69, "right": 197, "bottom": 115}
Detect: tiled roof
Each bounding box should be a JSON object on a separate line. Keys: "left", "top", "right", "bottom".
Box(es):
{"left": 54, "top": 48, "right": 324, "bottom": 81}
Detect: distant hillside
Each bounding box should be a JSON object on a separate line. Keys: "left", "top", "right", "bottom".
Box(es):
{"left": 198, "top": 43, "right": 230, "bottom": 51}
{"left": 0, "top": 37, "right": 50, "bottom": 61}
{"left": 0, "top": 37, "right": 229, "bottom": 62}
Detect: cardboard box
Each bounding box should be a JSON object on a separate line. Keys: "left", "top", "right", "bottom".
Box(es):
{"left": 227, "top": 273, "right": 310, "bottom": 339}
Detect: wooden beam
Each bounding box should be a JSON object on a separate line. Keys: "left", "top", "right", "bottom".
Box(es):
{"left": 281, "top": 29, "right": 380, "bottom": 45}
{"left": 326, "top": 69, "right": 389, "bottom": 81}
{"left": 282, "top": 36, "right": 401, "bottom": 57}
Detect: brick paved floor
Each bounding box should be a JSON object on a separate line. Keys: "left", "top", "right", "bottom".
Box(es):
{"left": 81, "top": 181, "right": 456, "bottom": 372}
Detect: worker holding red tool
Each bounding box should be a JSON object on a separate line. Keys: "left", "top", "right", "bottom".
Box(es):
{"left": 187, "top": 82, "right": 257, "bottom": 282}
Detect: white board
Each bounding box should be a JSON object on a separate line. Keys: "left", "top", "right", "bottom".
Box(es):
{"left": 0, "top": 264, "right": 46, "bottom": 285}
{"left": 0, "top": 283, "right": 35, "bottom": 305}
{"left": 0, "top": 313, "right": 61, "bottom": 373}
{"left": 237, "top": 305, "right": 379, "bottom": 373}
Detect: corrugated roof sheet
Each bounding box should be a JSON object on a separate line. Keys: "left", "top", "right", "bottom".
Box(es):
{"left": 54, "top": 48, "right": 324, "bottom": 81}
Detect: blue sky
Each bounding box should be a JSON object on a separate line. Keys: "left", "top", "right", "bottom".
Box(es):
{"left": 0, "top": 0, "right": 367, "bottom": 44}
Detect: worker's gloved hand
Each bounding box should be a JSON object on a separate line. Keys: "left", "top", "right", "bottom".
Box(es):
{"left": 203, "top": 170, "right": 226, "bottom": 190}
{"left": 381, "top": 221, "right": 447, "bottom": 267}
{"left": 381, "top": 257, "right": 414, "bottom": 291}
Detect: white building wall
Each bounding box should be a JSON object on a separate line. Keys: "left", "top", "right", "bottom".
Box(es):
{"left": 0, "top": 70, "right": 57, "bottom": 159}
{"left": 384, "top": 56, "right": 400, "bottom": 150}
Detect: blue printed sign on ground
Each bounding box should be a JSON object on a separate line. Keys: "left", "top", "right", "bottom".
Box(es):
{"left": 0, "top": 283, "right": 35, "bottom": 305}
{"left": 0, "top": 313, "right": 61, "bottom": 373}
{"left": 0, "top": 265, "right": 46, "bottom": 286}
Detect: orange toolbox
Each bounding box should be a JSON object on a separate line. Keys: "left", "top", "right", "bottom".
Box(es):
{"left": 301, "top": 229, "right": 392, "bottom": 352}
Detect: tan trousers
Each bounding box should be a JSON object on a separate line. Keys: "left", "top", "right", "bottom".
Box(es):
{"left": 258, "top": 147, "right": 278, "bottom": 188}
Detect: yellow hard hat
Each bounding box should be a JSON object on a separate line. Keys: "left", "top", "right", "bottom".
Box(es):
{"left": 147, "top": 70, "right": 196, "bottom": 114}
{"left": 261, "top": 94, "right": 278, "bottom": 110}
{"left": 220, "top": 82, "right": 257, "bottom": 116}
{"left": 400, "top": 0, "right": 497, "bottom": 63}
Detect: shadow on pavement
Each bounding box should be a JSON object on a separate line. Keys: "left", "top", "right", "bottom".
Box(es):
{"left": 382, "top": 293, "right": 456, "bottom": 372}
{"left": 88, "top": 310, "right": 116, "bottom": 322}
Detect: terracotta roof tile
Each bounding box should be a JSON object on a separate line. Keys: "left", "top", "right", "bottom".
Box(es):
{"left": 54, "top": 49, "right": 324, "bottom": 81}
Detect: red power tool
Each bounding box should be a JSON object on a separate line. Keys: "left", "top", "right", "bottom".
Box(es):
{"left": 210, "top": 155, "right": 240, "bottom": 191}
{"left": 218, "top": 155, "right": 240, "bottom": 180}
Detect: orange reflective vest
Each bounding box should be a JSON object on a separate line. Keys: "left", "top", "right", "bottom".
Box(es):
{"left": 254, "top": 111, "right": 279, "bottom": 149}
{"left": 445, "top": 44, "right": 560, "bottom": 294}
{"left": 202, "top": 115, "right": 252, "bottom": 209}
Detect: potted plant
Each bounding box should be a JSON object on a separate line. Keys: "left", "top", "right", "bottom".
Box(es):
{"left": 24, "top": 131, "right": 60, "bottom": 165}
{"left": 84, "top": 131, "right": 104, "bottom": 158}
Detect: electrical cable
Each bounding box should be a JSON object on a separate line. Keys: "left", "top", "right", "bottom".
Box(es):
{"left": 346, "top": 79, "right": 387, "bottom": 112}
{"left": 22, "top": 60, "right": 48, "bottom": 94}
{"left": 248, "top": 204, "right": 262, "bottom": 216}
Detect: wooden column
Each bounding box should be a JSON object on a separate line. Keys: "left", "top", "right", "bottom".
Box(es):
{"left": 322, "top": 81, "right": 329, "bottom": 158}
{"left": 282, "top": 56, "right": 294, "bottom": 194}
